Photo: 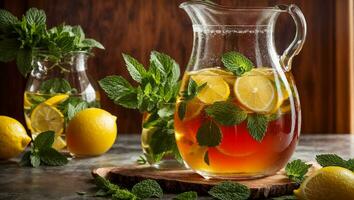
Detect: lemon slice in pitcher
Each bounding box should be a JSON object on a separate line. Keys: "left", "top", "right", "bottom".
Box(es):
{"left": 44, "top": 94, "right": 69, "bottom": 106}
{"left": 234, "top": 75, "right": 276, "bottom": 113}
{"left": 31, "top": 103, "right": 64, "bottom": 136}
{"left": 191, "top": 70, "right": 230, "bottom": 104}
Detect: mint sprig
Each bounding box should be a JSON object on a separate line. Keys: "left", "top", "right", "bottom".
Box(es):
{"left": 173, "top": 191, "right": 198, "bottom": 200}
{"left": 178, "top": 79, "right": 206, "bottom": 120}
{"left": 131, "top": 179, "right": 163, "bottom": 199}
{"left": 247, "top": 114, "right": 269, "bottom": 142}
{"left": 196, "top": 120, "right": 222, "bottom": 147}
{"left": 285, "top": 159, "right": 312, "bottom": 183}
{"left": 20, "top": 131, "right": 68, "bottom": 167}
{"left": 221, "top": 51, "right": 254, "bottom": 76}
{"left": 0, "top": 8, "right": 104, "bottom": 77}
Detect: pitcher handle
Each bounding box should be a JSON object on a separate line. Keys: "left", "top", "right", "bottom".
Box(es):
{"left": 277, "top": 4, "right": 307, "bottom": 71}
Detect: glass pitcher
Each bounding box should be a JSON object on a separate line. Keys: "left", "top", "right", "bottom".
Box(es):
{"left": 175, "top": 1, "right": 306, "bottom": 179}
{"left": 24, "top": 51, "right": 101, "bottom": 150}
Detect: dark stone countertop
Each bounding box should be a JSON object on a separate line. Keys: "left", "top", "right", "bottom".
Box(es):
{"left": 0, "top": 134, "right": 353, "bottom": 200}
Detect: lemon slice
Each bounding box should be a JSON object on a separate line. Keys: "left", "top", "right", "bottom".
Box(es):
{"left": 234, "top": 75, "right": 275, "bottom": 113}
{"left": 44, "top": 94, "right": 69, "bottom": 106}
{"left": 24, "top": 93, "right": 33, "bottom": 109}
{"left": 31, "top": 103, "right": 64, "bottom": 136}
{"left": 52, "top": 136, "right": 66, "bottom": 150}
{"left": 190, "top": 70, "right": 230, "bottom": 104}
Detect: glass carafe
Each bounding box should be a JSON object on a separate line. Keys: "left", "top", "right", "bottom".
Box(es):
{"left": 175, "top": 1, "right": 306, "bottom": 179}
{"left": 24, "top": 52, "right": 100, "bottom": 150}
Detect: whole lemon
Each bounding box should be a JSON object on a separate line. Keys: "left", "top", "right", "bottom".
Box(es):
{"left": 66, "top": 108, "right": 117, "bottom": 157}
{"left": 294, "top": 166, "right": 354, "bottom": 200}
{"left": 0, "top": 116, "right": 31, "bottom": 159}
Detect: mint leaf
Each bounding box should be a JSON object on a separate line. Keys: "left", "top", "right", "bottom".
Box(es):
{"left": 196, "top": 120, "right": 222, "bottom": 147}
{"left": 16, "top": 49, "right": 33, "bottom": 76}
{"left": 209, "top": 181, "right": 250, "bottom": 200}
{"left": 39, "top": 148, "right": 68, "bottom": 166}
{"left": 123, "top": 53, "right": 146, "bottom": 83}
{"left": 68, "top": 101, "right": 88, "bottom": 120}
{"left": 19, "top": 151, "right": 31, "bottom": 166}
{"left": 206, "top": 101, "right": 247, "bottom": 126}
{"left": 30, "top": 154, "right": 41, "bottom": 168}
{"left": 71, "top": 25, "right": 85, "bottom": 42}
{"left": 25, "top": 8, "right": 46, "bottom": 26}
{"left": 174, "top": 191, "right": 198, "bottom": 200}
{"left": 285, "top": 159, "right": 312, "bottom": 183}
{"left": 39, "top": 78, "right": 72, "bottom": 94}
{"left": 112, "top": 190, "right": 137, "bottom": 200}
{"left": 99, "top": 75, "right": 138, "bottom": 109}
{"left": 0, "top": 39, "right": 20, "bottom": 62}
{"left": 81, "top": 39, "right": 104, "bottom": 49}
{"left": 33, "top": 131, "right": 55, "bottom": 150}
{"left": 131, "top": 179, "right": 163, "bottom": 199}
{"left": 222, "top": 51, "right": 253, "bottom": 76}
{"left": 178, "top": 102, "right": 187, "bottom": 120}
{"left": 204, "top": 151, "right": 210, "bottom": 165}
{"left": 247, "top": 114, "right": 268, "bottom": 142}
{"left": 347, "top": 159, "right": 354, "bottom": 171}
{"left": 94, "top": 176, "right": 120, "bottom": 192}
{"left": 0, "top": 9, "right": 18, "bottom": 30}
{"left": 272, "top": 195, "right": 297, "bottom": 200}
{"left": 149, "top": 128, "right": 175, "bottom": 155}
{"left": 316, "top": 154, "right": 348, "bottom": 168}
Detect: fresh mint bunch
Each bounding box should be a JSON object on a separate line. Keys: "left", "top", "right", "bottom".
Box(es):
{"left": 285, "top": 159, "right": 312, "bottom": 183}
{"left": 221, "top": 51, "right": 254, "bottom": 76}
{"left": 99, "top": 51, "right": 181, "bottom": 164}
{"left": 20, "top": 131, "right": 68, "bottom": 167}
{"left": 316, "top": 154, "right": 354, "bottom": 171}
{"left": 0, "top": 8, "right": 104, "bottom": 76}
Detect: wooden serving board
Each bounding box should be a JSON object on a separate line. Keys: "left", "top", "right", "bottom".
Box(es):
{"left": 92, "top": 165, "right": 303, "bottom": 199}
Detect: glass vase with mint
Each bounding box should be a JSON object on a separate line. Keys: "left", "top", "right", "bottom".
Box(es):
{"left": 100, "top": 51, "right": 182, "bottom": 168}
{"left": 0, "top": 8, "right": 104, "bottom": 150}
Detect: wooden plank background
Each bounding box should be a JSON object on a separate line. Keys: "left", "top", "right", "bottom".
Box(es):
{"left": 0, "top": 0, "right": 352, "bottom": 134}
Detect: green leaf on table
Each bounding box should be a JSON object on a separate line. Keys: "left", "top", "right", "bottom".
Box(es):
{"left": 247, "top": 114, "right": 268, "bottom": 142}
{"left": 0, "top": 39, "right": 20, "bottom": 62}
{"left": 285, "top": 159, "right": 312, "bottom": 183}
{"left": 0, "top": 9, "right": 18, "bottom": 30}
{"left": 173, "top": 191, "right": 198, "bottom": 200}
{"left": 206, "top": 101, "right": 247, "bottom": 126}
{"left": 112, "top": 190, "right": 137, "bottom": 200}
{"left": 94, "top": 176, "right": 120, "bottom": 193}
{"left": 33, "top": 131, "right": 55, "bottom": 150}
{"left": 196, "top": 120, "right": 222, "bottom": 147}
{"left": 271, "top": 195, "right": 297, "bottom": 200}
{"left": 19, "top": 151, "right": 31, "bottom": 167}
{"left": 123, "top": 53, "right": 146, "bottom": 83}
{"left": 39, "top": 78, "right": 72, "bottom": 94}
{"left": 316, "top": 154, "right": 348, "bottom": 168}
{"left": 131, "top": 179, "right": 163, "bottom": 199}
{"left": 208, "top": 181, "right": 251, "bottom": 200}
{"left": 16, "top": 49, "right": 33, "bottom": 77}
{"left": 39, "top": 148, "right": 68, "bottom": 166}
{"left": 221, "top": 51, "right": 254, "bottom": 76}
{"left": 25, "top": 8, "right": 46, "bottom": 26}
{"left": 99, "top": 75, "right": 138, "bottom": 109}
{"left": 30, "top": 154, "right": 41, "bottom": 168}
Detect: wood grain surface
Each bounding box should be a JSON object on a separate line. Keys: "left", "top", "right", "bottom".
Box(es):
{"left": 0, "top": 0, "right": 351, "bottom": 133}
{"left": 92, "top": 165, "right": 299, "bottom": 199}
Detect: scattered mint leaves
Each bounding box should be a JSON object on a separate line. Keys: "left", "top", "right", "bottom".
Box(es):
{"left": 20, "top": 131, "right": 68, "bottom": 167}
{"left": 316, "top": 154, "right": 354, "bottom": 171}
{"left": 206, "top": 101, "right": 247, "bottom": 126}
{"left": 131, "top": 179, "right": 163, "bottom": 199}
{"left": 221, "top": 51, "right": 254, "bottom": 76}
{"left": 39, "top": 78, "right": 72, "bottom": 94}
{"left": 208, "top": 181, "right": 251, "bottom": 200}
{"left": 247, "top": 114, "right": 268, "bottom": 142}
{"left": 0, "top": 8, "right": 104, "bottom": 77}
{"left": 173, "top": 191, "right": 198, "bottom": 200}
{"left": 285, "top": 159, "right": 312, "bottom": 183}
{"left": 196, "top": 120, "right": 222, "bottom": 147}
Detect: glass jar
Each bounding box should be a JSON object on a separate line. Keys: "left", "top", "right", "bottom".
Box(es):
{"left": 24, "top": 51, "right": 100, "bottom": 150}
{"left": 175, "top": 2, "right": 306, "bottom": 179}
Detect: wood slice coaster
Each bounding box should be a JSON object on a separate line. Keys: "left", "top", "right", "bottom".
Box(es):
{"left": 92, "top": 165, "right": 300, "bottom": 199}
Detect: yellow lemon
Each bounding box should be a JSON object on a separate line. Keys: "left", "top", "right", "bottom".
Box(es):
{"left": 294, "top": 166, "right": 354, "bottom": 200}
{"left": 44, "top": 94, "right": 69, "bottom": 106}
{"left": 0, "top": 116, "right": 31, "bottom": 159}
{"left": 66, "top": 108, "right": 117, "bottom": 157}
{"left": 23, "top": 93, "right": 33, "bottom": 109}
{"left": 190, "top": 69, "right": 230, "bottom": 104}
{"left": 30, "top": 103, "right": 64, "bottom": 136}
{"left": 234, "top": 74, "right": 276, "bottom": 113}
